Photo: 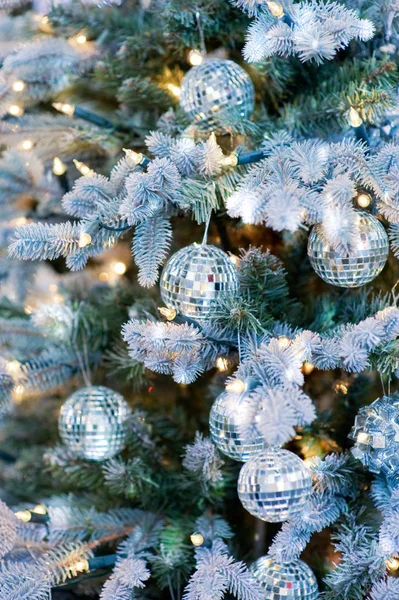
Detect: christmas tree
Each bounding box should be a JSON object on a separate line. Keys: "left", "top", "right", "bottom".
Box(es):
{"left": 1, "top": 0, "right": 399, "bottom": 597}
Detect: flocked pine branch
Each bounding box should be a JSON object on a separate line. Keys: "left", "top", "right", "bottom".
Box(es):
{"left": 0, "top": 37, "right": 83, "bottom": 117}
{"left": 369, "top": 577, "right": 399, "bottom": 600}
{"left": 183, "top": 538, "right": 263, "bottom": 600}
{"left": 182, "top": 432, "right": 225, "bottom": 490}
{"left": 323, "top": 519, "right": 387, "bottom": 599}
{"left": 241, "top": 0, "right": 374, "bottom": 63}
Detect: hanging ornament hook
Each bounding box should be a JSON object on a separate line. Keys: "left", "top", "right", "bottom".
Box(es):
{"left": 202, "top": 212, "right": 212, "bottom": 245}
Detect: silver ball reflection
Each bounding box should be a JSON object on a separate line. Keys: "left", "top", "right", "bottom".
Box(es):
{"left": 180, "top": 58, "right": 255, "bottom": 131}
{"left": 251, "top": 555, "right": 319, "bottom": 600}
{"left": 237, "top": 448, "right": 312, "bottom": 522}
{"left": 308, "top": 211, "right": 388, "bottom": 288}
{"left": 209, "top": 389, "right": 266, "bottom": 461}
{"left": 160, "top": 243, "right": 239, "bottom": 321}
{"left": 58, "top": 386, "right": 131, "bottom": 461}
{"left": 349, "top": 395, "right": 399, "bottom": 476}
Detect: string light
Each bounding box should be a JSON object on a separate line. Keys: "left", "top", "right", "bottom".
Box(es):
{"left": 8, "top": 105, "right": 23, "bottom": 117}
{"left": 335, "top": 382, "right": 348, "bottom": 394}
{"left": 21, "top": 139, "right": 33, "bottom": 151}
{"left": 53, "top": 102, "right": 75, "bottom": 116}
{"left": 277, "top": 336, "right": 291, "bottom": 349}
{"left": 49, "top": 283, "right": 58, "bottom": 293}
{"left": 357, "top": 432, "right": 370, "bottom": 443}
{"left": 190, "top": 533, "right": 204, "bottom": 546}
{"left": 302, "top": 362, "right": 315, "bottom": 375}
{"left": 32, "top": 504, "right": 47, "bottom": 515}
{"left": 73, "top": 159, "right": 94, "bottom": 177}
{"left": 225, "top": 379, "right": 246, "bottom": 394}
{"left": 357, "top": 193, "right": 371, "bottom": 208}
{"left": 221, "top": 154, "right": 239, "bottom": 168}
{"left": 12, "top": 80, "right": 25, "bottom": 92}
{"left": 39, "top": 15, "right": 53, "bottom": 33}
{"left": 123, "top": 148, "right": 144, "bottom": 165}
{"left": 13, "top": 384, "right": 24, "bottom": 402}
{"left": 53, "top": 157, "right": 67, "bottom": 176}
{"left": 267, "top": 0, "right": 284, "bottom": 17}
{"left": 386, "top": 557, "right": 399, "bottom": 571}
{"left": 158, "top": 306, "right": 177, "bottom": 321}
{"left": 13, "top": 217, "right": 27, "bottom": 227}
{"left": 24, "top": 305, "right": 33, "bottom": 315}
{"left": 78, "top": 233, "right": 92, "bottom": 248}
{"left": 15, "top": 509, "right": 32, "bottom": 522}
{"left": 76, "top": 34, "right": 87, "bottom": 45}
{"left": 112, "top": 261, "right": 127, "bottom": 275}
{"left": 349, "top": 107, "right": 363, "bottom": 128}
{"left": 6, "top": 360, "right": 20, "bottom": 375}
{"left": 167, "top": 83, "right": 181, "bottom": 98}
{"left": 70, "top": 559, "right": 89, "bottom": 576}
{"left": 216, "top": 356, "right": 229, "bottom": 372}
{"left": 99, "top": 272, "right": 109, "bottom": 282}
{"left": 188, "top": 49, "right": 203, "bottom": 66}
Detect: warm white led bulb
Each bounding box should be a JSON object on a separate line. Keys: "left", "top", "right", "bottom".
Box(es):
{"left": 188, "top": 49, "right": 203, "bottom": 66}
{"left": 112, "top": 261, "right": 127, "bottom": 275}
{"left": 12, "top": 80, "right": 25, "bottom": 92}
{"left": 78, "top": 233, "right": 92, "bottom": 248}
{"left": 21, "top": 139, "right": 33, "bottom": 150}
{"left": 8, "top": 105, "right": 23, "bottom": 116}
{"left": 53, "top": 156, "right": 67, "bottom": 176}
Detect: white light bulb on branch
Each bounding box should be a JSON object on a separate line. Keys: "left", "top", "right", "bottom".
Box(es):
{"left": 357, "top": 193, "right": 371, "bottom": 208}
{"left": 53, "top": 156, "right": 67, "bottom": 176}
{"left": 267, "top": 0, "right": 284, "bottom": 17}
{"left": 78, "top": 233, "right": 92, "bottom": 248}
{"left": 123, "top": 148, "right": 144, "bottom": 165}
{"left": 190, "top": 533, "right": 204, "bottom": 546}
{"left": 225, "top": 379, "right": 246, "bottom": 394}
{"left": 8, "top": 105, "right": 23, "bottom": 117}
{"left": 216, "top": 356, "right": 229, "bottom": 372}
{"left": 167, "top": 83, "right": 181, "bottom": 98}
{"left": 12, "top": 80, "right": 25, "bottom": 92}
{"left": 112, "top": 261, "right": 127, "bottom": 275}
{"left": 21, "top": 139, "right": 33, "bottom": 151}
{"left": 349, "top": 107, "right": 363, "bottom": 127}
{"left": 32, "top": 504, "right": 47, "bottom": 515}
{"left": 73, "top": 159, "right": 94, "bottom": 177}
{"left": 15, "top": 509, "right": 31, "bottom": 522}
{"left": 158, "top": 306, "right": 177, "bottom": 321}
{"left": 53, "top": 102, "right": 75, "bottom": 116}
{"left": 188, "top": 49, "right": 203, "bottom": 66}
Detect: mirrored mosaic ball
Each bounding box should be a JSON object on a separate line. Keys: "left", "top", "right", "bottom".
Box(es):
{"left": 349, "top": 395, "right": 399, "bottom": 476}
{"left": 237, "top": 448, "right": 312, "bottom": 522}
{"left": 307, "top": 211, "right": 388, "bottom": 288}
{"left": 209, "top": 390, "right": 266, "bottom": 461}
{"left": 251, "top": 556, "right": 319, "bottom": 600}
{"left": 0, "top": 373, "right": 13, "bottom": 416}
{"left": 179, "top": 58, "right": 255, "bottom": 131}
{"left": 58, "top": 386, "right": 132, "bottom": 461}
{"left": 160, "top": 243, "right": 239, "bottom": 320}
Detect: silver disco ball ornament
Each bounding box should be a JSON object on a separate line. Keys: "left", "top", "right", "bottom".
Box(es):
{"left": 209, "top": 388, "right": 266, "bottom": 461}
{"left": 0, "top": 373, "right": 14, "bottom": 416}
{"left": 160, "top": 243, "right": 239, "bottom": 321}
{"left": 251, "top": 556, "right": 319, "bottom": 600}
{"left": 58, "top": 386, "right": 132, "bottom": 461}
{"left": 349, "top": 395, "right": 399, "bottom": 476}
{"left": 237, "top": 448, "right": 312, "bottom": 522}
{"left": 179, "top": 58, "right": 255, "bottom": 131}
{"left": 307, "top": 211, "right": 388, "bottom": 288}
